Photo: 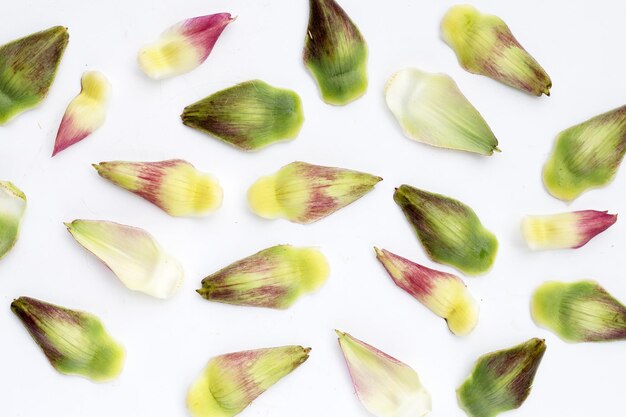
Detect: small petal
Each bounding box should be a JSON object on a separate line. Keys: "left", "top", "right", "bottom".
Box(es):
{"left": 187, "top": 345, "right": 310, "bottom": 417}
{"left": 336, "top": 330, "right": 431, "bottom": 417}
{"left": 457, "top": 338, "right": 546, "bottom": 417}
{"left": 522, "top": 210, "right": 617, "bottom": 250}
{"left": 394, "top": 185, "right": 498, "bottom": 276}
{"left": 0, "top": 26, "right": 69, "bottom": 124}
{"left": 304, "top": 0, "right": 368, "bottom": 105}
{"left": 11, "top": 296, "right": 125, "bottom": 382}
{"left": 374, "top": 247, "right": 478, "bottom": 336}
{"left": 441, "top": 5, "right": 551, "bottom": 96}
{"left": 385, "top": 68, "right": 499, "bottom": 155}
{"left": 138, "top": 13, "right": 235, "bottom": 80}
{"left": 197, "top": 245, "right": 329, "bottom": 309}
{"left": 543, "top": 105, "right": 626, "bottom": 201}
{"left": 52, "top": 71, "right": 110, "bottom": 156}
{"left": 93, "top": 159, "right": 223, "bottom": 217}
{"left": 65, "top": 220, "right": 184, "bottom": 299}
{"left": 181, "top": 80, "right": 304, "bottom": 151}
{"left": 0, "top": 181, "right": 27, "bottom": 260}
{"left": 248, "top": 161, "right": 381, "bottom": 224}
{"left": 531, "top": 280, "right": 626, "bottom": 343}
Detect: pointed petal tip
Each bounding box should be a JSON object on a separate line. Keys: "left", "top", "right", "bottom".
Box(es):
{"left": 248, "top": 162, "right": 380, "bottom": 223}
{"left": 9, "top": 297, "right": 22, "bottom": 312}
{"left": 385, "top": 68, "right": 498, "bottom": 155}
{"left": 542, "top": 86, "right": 551, "bottom": 96}
{"left": 51, "top": 138, "right": 70, "bottom": 157}
{"left": 304, "top": 0, "right": 368, "bottom": 105}
{"left": 182, "top": 80, "right": 304, "bottom": 150}
{"left": 199, "top": 245, "right": 328, "bottom": 308}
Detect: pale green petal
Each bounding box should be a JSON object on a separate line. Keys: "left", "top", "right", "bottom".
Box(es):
{"left": 0, "top": 181, "right": 26, "bottom": 260}
{"left": 385, "top": 68, "right": 499, "bottom": 155}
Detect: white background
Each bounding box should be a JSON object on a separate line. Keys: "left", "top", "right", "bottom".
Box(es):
{"left": 1, "top": 0, "right": 625, "bottom": 416}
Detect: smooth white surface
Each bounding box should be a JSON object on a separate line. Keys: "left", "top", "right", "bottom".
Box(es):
{"left": 1, "top": 1, "right": 625, "bottom": 416}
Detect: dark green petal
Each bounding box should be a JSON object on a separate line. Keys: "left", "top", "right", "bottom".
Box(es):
{"left": 457, "top": 338, "right": 546, "bottom": 417}
{"left": 0, "top": 26, "right": 69, "bottom": 124}
{"left": 181, "top": 80, "right": 304, "bottom": 151}
{"left": 304, "top": 0, "right": 368, "bottom": 105}
{"left": 393, "top": 185, "right": 497, "bottom": 275}
{"left": 11, "top": 296, "right": 125, "bottom": 382}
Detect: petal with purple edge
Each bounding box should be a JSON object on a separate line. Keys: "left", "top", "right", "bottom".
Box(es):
{"left": 52, "top": 71, "right": 110, "bottom": 156}
{"left": 93, "top": 159, "right": 223, "bottom": 217}
{"left": 197, "top": 245, "right": 329, "bottom": 309}
{"left": 457, "top": 338, "right": 546, "bottom": 417}
{"left": 247, "top": 161, "right": 381, "bottom": 224}
{"left": 441, "top": 5, "right": 551, "bottom": 96}
{"left": 532, "top": 280, "right": 626, "bottom": 342}
{"left": 374, "top": 247, "right": 478, "bottom": 336}
{"left": 0, "top": 26, "right": 69, "bottom": 124}
{"left": 187, "top": 345, "right": 310, "bottom": 417}
{"left": 522, "top": 210, "right": 617, "bottom": 250}
{"left": 304, "top": 0, "right": 368, "bottom": 105}
{"left": 543, "top": 105, "right": 626, "bottom": 201}
{"left": 11, "top": 296, "right": 125, "bottom": 382}
{"left": 138, "top": 13, "right": 235, "bottom": 80}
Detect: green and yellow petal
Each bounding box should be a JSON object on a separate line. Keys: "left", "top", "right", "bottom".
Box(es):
{"left": 543, "top": 105, "right": 626, "bottom": 201}
{"left": 187, "top": 345, "right": 310, "bottom": 417}
{"left": 531, "top": 280, "right": 626, "bottom": 342}
{"left": 93, "top": 160, "right": 223, "bottom": 217}
{"left": 181, "top": 80, "right": 304, "bottom": 151}
{"left": 248, "top": 161, "right": 381, "bottom": 224}
{"left": 0, "top": 26, "right": 69, "bottom": 124}
{"left": 441, "top": 5, "right": 551, "bottom": 96}
{"left": 197, "top": 245, "right": 329, "bottom": 309}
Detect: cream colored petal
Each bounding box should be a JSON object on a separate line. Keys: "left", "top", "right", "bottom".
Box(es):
{"left": 337, "top": 331, "right": 431, "bottom": 417}
{"left": 65, "top": 220, "right": 184, "bottom": 299}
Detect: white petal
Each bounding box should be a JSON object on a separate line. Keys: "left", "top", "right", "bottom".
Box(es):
{"left": 337, "top": 331, "right": 431, "bottom": 417}
{"left": 66, "top": 220, "right": 184, "bottom": 298}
